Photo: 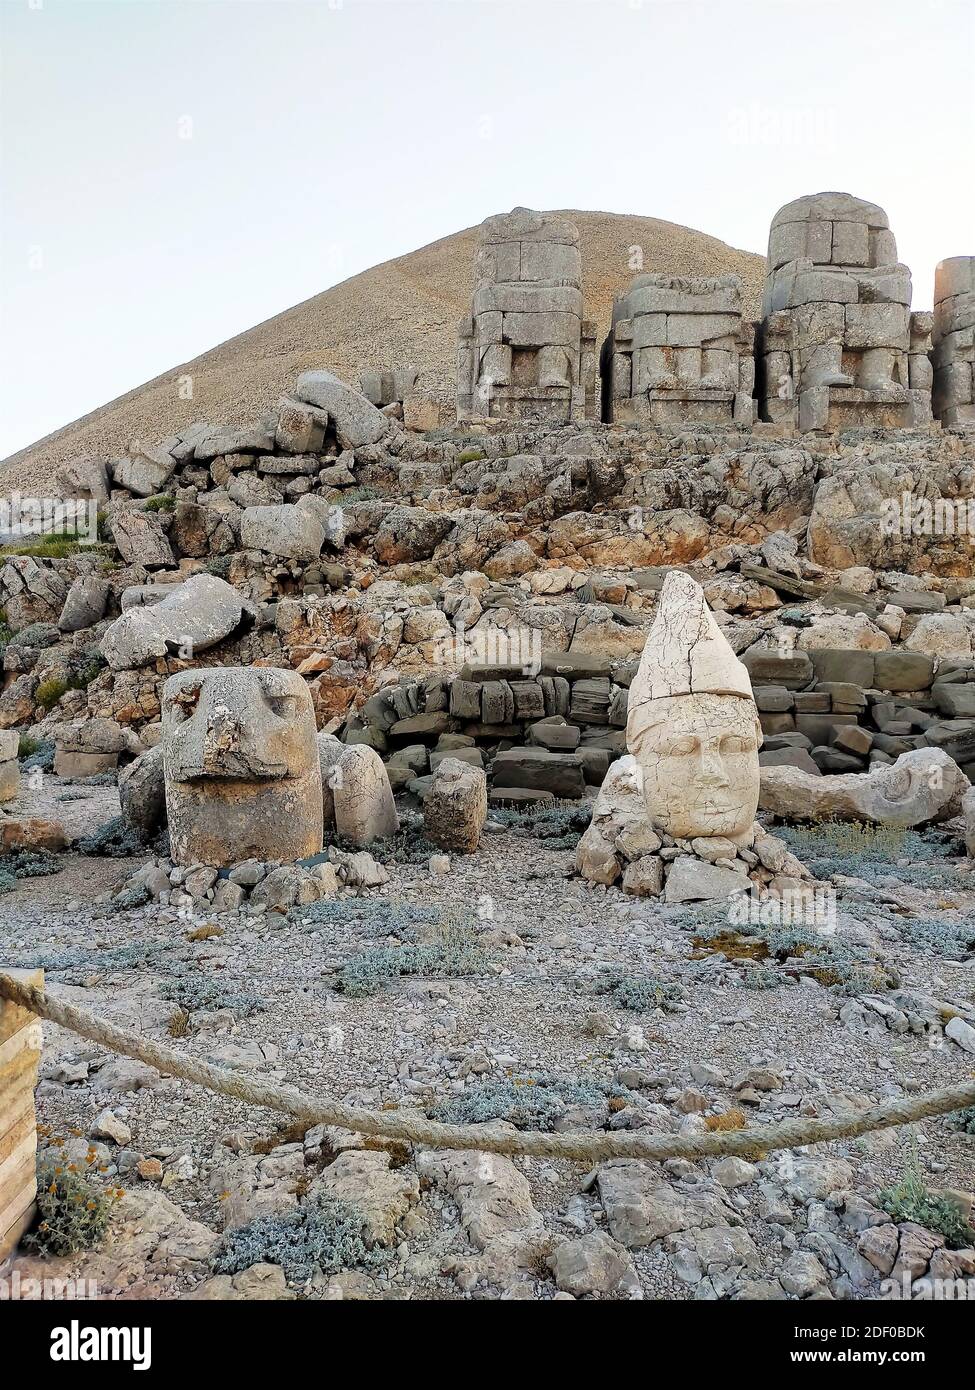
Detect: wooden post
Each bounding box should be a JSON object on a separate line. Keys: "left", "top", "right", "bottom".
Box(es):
{"left": 0, "top": 968, "right": 43, "bottom": 1262}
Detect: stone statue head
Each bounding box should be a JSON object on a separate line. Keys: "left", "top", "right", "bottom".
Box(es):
{"left": 162, "top": 665, "right": 323, "bottom": 867}
{"left": 626, "top": 573, "right": 762, "bottom": 845}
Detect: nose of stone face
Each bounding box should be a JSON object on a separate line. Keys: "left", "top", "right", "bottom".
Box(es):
{"left": 201, "top": 704, "right": 242, "bottom": 774}
{"left": 700, "top": 746, "right": 730, "bottom": 787}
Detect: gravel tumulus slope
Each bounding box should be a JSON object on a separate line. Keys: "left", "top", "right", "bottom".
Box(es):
{"left": 1, "top": 210, "right": 764, "bottom": 497}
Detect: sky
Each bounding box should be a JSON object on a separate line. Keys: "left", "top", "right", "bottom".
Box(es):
{"left": 1, "top": 0, "right": 973, "bottom": 459}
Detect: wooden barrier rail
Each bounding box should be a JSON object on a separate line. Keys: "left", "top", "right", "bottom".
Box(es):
{"left": 0, "top": 969, "right": 44, "bottom": 1261}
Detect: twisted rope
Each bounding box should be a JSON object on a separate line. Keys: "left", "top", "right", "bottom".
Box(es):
{"left": 3, "top": 970, "right": 974, "bottom": 1163}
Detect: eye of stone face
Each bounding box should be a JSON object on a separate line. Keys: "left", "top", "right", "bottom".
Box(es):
{"left": 722, "top": 734, "right": 754, "bottom": 753}
{"left": 267, "top": 693, "right": 297, "bottom": 718}
{"left": 166, "top": 686, "right": 200, "bottom": 722}
{"left": 661, "top": 735, "right": 697, "bottom": 756}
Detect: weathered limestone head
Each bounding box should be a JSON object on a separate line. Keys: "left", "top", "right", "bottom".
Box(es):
{"left": 625, "top": 572, "right": 762, "bottom": 845}
{"left": 474, "top": 207, "right": 582, "bottom": 291}
{"left": 762, "top": 190, "right": 906, "bottom": 319}
{"left": 766, "top": 192, "right": 897, "bottom": 277}
{"left": 162, "top": 666, "right": 323, "bottom": 867}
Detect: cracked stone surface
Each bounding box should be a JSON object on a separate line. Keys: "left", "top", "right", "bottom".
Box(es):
{"left": 625, "top": 572, "right": 762, "bottom": 845}
{"left": 163, "top": 666, "right": 324, "bottom": 866}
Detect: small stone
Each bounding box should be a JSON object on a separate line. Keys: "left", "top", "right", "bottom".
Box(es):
{"left": 857, "top": 1223, "right": 899, "bottom": 1276}
{"left": 547, "top": 1230, "right": 639, "bottom": 1297}
{"left": 711, "top": 1157, "right": 758, "bottom": 1189}
{"left": 779, "top": 1249, "right": 829, "bottom": 1297}
{"left": 91, "top": 1109, "right": 132, "bottom": 1145}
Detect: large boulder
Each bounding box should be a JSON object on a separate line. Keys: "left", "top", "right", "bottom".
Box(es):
{"left": 964, "top": 785, "right": 975, "bottom": 857}
{"left": 57, "top": 454, "right": 109, "bottom": 502}
{"left": 905, "top": 614, "right": 975, "bottom": 660}
{"left": 0, "top": 556, "right": 69, "bottom": 630}
{"left": 294, "top": 370, "right": 390, "bottom": 449}
{"left": 0, "top": 728, "right": 18, "bottom": 803}
{"left": 58, "top": 575, "right": 111, "bottom": 632}
{"left": 318, "top": 735, "right": 398, "bottom": 846}
{"left": 373, "top": 507, "right": 454, "bottom": 565}
{"left": 111, "top": 444, "right": 177, "bottom": 498}
{"left": 275, "top": 396, "right": 328, "bottom": 454}
{"left": 100, "top": 575, "right": 247, "bottom": 671}
{"left": 109, "top": 504, "right": 174, "bottom": 567}
{"left": 575, "top": 755, "right": 654, "bottom": 886}
{"left": 119, "top": 744, "right": 166, "bottom": 839}
{"left": 759, "top": 747, "right": 968, "bottom": 828}
{"left": 491, "top": 747, "right": 586, "bottom": 799}
{"left": 240, "top": 505, "right": 325, "bottom": 561}
{"left": 170, "top": 501, "right": 240, "bottom": 558}
{"left": 423, "top": 757, "right": 487, "bottom": 854}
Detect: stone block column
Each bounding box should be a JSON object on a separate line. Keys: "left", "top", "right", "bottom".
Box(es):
{"left": 933, "top": 257, "right": 975, "bottom": 426}
{"left": 0, "top": 968, "right": 43, "bottom": 1261}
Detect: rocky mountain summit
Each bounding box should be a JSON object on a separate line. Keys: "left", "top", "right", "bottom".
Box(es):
{"left": 1, "top": 199, "right": 974, "bottom": 1304}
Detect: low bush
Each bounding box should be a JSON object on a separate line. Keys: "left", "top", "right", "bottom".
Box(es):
{"left": 335, "top": 914, "right": 492, "bottom": 997}
{"left": 879, "top": 1149, "right": 975, "bottom": 1248}
{"left": 74, "top": 816, "right": 146, "bottom": 857}
{"left": 18, "top": 735, "right": 55, "bottom": 769}
{"left": 898, "top": 915, "right": 975, "bottom": 959}
{"left": 295, "top": 896, "right": 444, "bottom": 937}
{"left": 952, "top": 1106, "right": 975, "bottom": 1137}
{"left": 430, "top": 1072, "right": 635, "bottom": 1130}
{"left": 777, "top": 823, "right": 959, "bottom": 890}
{"left": 35, "top": 678, "right": 69, "bottom": 712}
{"left": 490, "top": 803, "right": 591, "bottom": 849}
{"left": 25, "top": 1160, "right": 118, "bottom": 1257}
{"left": 327, "top": 814, "right": 439, "bottom": 865}
{"left": 213, "top": 1194, "right": 388, "bottom": 1284}
{"left": 159, "top": 965, "right": 263, "bottom": 1018}
{"left": 9, "top": 941, "right": 171, "bottom": 978}
{"left": 592, "top": 969, "right": 683, "bottom": 1012}
{"left": 0, "top": 848, "right": 61, "bottom": 881}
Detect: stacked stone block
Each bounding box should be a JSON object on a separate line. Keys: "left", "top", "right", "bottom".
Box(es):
{"left": 0, "top": 969, "right": 43, "bottom": 1262}
{"left": 758, "top": 193, "right": 932, "bottom": 431}
{"left": 601, "top": 274, "right": 755, "bottom": 425}
{"left": 933, "top": 257, "right": 975, "bottom": 426}
{"left": 744, "top": 646, "right": 975, "bottom": 781}
{"left": 456, "top": 208, "right": 597, "bottom": 425}
{"left": 0, "top": 730, "right": 18, "bottom": 803}
{"left": 342, "top": 655, "right": 631, "bottom": 802}
{"left": 359, "top": 367, "right": 419, "bottom": 409}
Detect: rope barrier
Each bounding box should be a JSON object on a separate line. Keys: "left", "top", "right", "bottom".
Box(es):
{"left": 3, "top": 969, "right": 974, "bottom": 1163}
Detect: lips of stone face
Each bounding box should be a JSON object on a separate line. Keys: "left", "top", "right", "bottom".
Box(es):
{"left": 630, "top": 693, "right": 761, "bottom": 844}
{"left": 163, "top": 667, "right": 317, "bottom": 784}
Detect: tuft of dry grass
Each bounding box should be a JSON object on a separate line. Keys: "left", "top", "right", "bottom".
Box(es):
{"left": 167, "top": 1008, "right": 191, "bottom": 1038}
{"left": 187, "top": 923, "right": 224, "bottom": 942}
{"left": 705, "top": 1109, "right": 747, "bottom": 1132}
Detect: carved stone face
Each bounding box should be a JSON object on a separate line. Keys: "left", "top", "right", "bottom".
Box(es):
{"left": 629, "top": 693, "right": 761, "bottom": 844}
{"left": 162, "top": 666, "right": 323, "bottom": 867}
{"left": 163, "top": 667, "right": 317, "bottom": 783}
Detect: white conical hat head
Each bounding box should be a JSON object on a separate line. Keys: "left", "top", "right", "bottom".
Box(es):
{"left": 628, "top": 571, "right": 754, "bottom": 711}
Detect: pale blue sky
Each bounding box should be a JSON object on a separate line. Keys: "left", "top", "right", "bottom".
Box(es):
{"left": 1, "top": 0, "right": 973, "bottom": 458}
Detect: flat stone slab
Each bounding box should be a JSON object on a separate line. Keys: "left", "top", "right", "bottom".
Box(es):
{"left": 487, "top": 787, "right": 556, "bottom": 808}
{"left": 663, "top": 856, "right": 750, "bottom": 903}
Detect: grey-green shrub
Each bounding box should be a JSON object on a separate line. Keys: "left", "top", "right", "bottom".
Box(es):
{"left": 213, "top": 1194, "right": 387, "bottom": 1283}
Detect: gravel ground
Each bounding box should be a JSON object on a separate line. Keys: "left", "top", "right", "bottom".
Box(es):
{"left": 3, "top": 780, "right": 974, "bottom": 1302}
